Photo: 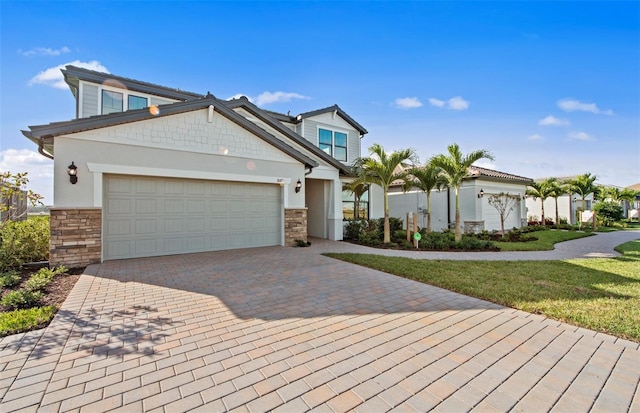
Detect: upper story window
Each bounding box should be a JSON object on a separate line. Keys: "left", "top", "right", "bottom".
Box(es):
{"left": 318, "top": 128, "right": 348, "bottom": 162}
{"left": 101, "top": 90, "right": 149, "bottom": 115}
{"left": 128, "top": 95, "right": 148, "bottom": 110}
{"left": 102, "top": 90, "right": 123, "bottom": 114}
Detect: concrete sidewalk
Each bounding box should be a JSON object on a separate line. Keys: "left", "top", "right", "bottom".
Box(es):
{"left": 1, "top": 231, "right": 639, "bottom": 412}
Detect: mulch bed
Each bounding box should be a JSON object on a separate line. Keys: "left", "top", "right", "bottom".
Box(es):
{"left": 0, "top": 267, "right": 84, "bottom": 313}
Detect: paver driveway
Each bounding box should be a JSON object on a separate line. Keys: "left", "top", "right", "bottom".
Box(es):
{"left": 2, "top": 235, "right": 640, "bottom": 412}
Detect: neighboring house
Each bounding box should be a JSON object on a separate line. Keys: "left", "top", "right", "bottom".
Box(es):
{"left": 23, "top": 65, "right": 374, "bottom": 267}
{"left": 524, "top": 176, "right": 595, "bottom": 225}
{"left": 389, "top": 166, "right": 532, "bottom": 233}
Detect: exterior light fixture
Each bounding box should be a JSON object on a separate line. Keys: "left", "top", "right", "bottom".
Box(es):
{"left": 477, "top": 188, "right": 484, "bottom": 198}
{"left": 295, "top": 179, "right": 302, "bottom": 193}
{"left": 67, "top": 162, "right": 78, "bottom": 184}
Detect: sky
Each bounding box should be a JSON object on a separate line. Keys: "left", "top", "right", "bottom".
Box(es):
{"left": 1, "top": 1, "right": 639, "bottom": 204}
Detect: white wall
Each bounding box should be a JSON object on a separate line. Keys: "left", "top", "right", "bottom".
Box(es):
{"left": 526, "top": 193, "right": 594, "bottom": 224}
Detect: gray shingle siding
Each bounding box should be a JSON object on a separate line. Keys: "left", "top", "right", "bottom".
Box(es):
{"left": 82, "top": 83, "right": 99, "bottom": 118}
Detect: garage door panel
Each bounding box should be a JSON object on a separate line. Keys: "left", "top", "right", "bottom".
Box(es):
{"left": 106, "top": 199, "right": 131, "bottom": 214}
{"left": 104, "top": 175, "right": 282, "bottom": 260}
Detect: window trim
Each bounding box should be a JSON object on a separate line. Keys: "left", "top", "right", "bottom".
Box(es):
{"left": 99, "top": 85, "right": 152, "bottom": 114}
{"left": 101, "top": 89, "right": 123, "bottom": 115}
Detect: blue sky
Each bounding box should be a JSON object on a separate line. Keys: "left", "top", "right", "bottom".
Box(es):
{"left": 1, "top": 1, "right": 638, "bottom": 204}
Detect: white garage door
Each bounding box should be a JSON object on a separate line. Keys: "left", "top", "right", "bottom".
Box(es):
{"left": 103, "top": 175, "right": 282, "bottom": 260}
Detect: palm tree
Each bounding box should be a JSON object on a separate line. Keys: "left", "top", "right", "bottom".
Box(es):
{"left": 566, "top": 173, "right": 598, "bottom": 228}
{"left": 353, "top": 143, "right": 417, "bottom": 243}
{"left": 404, "top": 162, "right": 445, "bottom": 233}
{"left": 526, "top": 179, "right": 556, "bottom": 226}
{"left": 546, "top": 178, "right": 567, "bottom": 226}
{"left": 430, "top": 143, "right": 494, "bottom": 242}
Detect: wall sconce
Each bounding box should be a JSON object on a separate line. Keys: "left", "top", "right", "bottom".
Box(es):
{"left": 477, "top": 188, "right": 484, "bottom": 198}
{"left": 295, "top": 179, "right": 302, "bottom": 193}
{"left": 67, "top": 162, "right": 78, "bottom": 184}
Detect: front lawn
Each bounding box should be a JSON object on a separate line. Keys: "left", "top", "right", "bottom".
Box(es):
{"left": 494, "top": 229, "right": 592, "bottom": 251}
{"left": 325, "top": 239, "right": 640, "bottom": 342}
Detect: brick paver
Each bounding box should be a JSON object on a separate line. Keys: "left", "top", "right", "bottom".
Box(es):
{"left": 1, "top": 230, "right": 638, "bottom": 412}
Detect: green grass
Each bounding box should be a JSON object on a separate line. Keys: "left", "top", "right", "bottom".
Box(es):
{"left": 0, "top": 306, "right": 58, "bottom": 337}
{"left": 495, "top": 230, "right": 592, "bottom": 251}
{"left": 325, "top": 240, "right": 640, "bottom": 342}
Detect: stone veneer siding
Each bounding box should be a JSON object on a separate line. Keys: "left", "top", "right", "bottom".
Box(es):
{"left": 284, "top": 208, "right": 307, "bottom": 246}
{"left": 50, "top": 208, "right": 102, "bottom": 268}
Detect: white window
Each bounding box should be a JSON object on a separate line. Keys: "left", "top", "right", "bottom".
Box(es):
{"left": 318, "top": 128, "right": 348, "bottom": 162}
{"left": 102, "top": 90, "right": 123, "bottom": 114}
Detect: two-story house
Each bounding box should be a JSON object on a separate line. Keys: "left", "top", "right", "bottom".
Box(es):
{"left": 23, "top": 66, "right": 374, "bottom": 267}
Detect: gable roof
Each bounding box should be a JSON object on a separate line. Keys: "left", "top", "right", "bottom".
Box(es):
{"left": 22, "top": 95, "right": 319, "bottom": 169}
{"left": 62, "top": 65, "right": 203, "bottom": 101}
{"left": 297, "top": 105, "right": 368, "bottom": 136}
{"left": 224, "top": 97, "right": 352, "bottom": 175}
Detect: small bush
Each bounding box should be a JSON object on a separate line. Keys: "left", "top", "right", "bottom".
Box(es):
{"left": 375, "top": 217, "right": 404, "bottom": 235}
{"left": 0, "top": 271, "right": 21, "bottom": 289}
{"left": 24, "top": 267, "right": 67, "bottom": 292}
{"left": 344, "top": 220, "right": 366, "bottom": 240}
{"left": 1, "top": 289, "right": 43, "bottom": 310}
{"left": 0, "top": 306, "right": 58, "bottom": 337}
{"left": 392, "top": 230, "right": 407, "bottom": 243}
{"left": 0, "top": 216, "right": 49, "bottom": 271}
{"left": 457, "top": 236, "right": 495, "bottom": 251}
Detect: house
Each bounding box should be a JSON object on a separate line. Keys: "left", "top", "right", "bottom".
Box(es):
{"left": 23, "top": 65, "right": 377, "bottom": 267}
{"left": 388, "top": 166, "right": 533, "bottom": 233}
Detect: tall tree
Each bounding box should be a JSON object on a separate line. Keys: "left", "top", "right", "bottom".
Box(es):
{"left": 526, "top": 179, "right": 556, "bottom": 226}
{"left": 430, "top": 143, "right": 494, "bottom": 242}
{"left": 404, "top": 162, "right": 445, "bottom": 233}
{"left": 547, "top": 178, "right": 567, "bottom": 225}
{"left": 353, "top": 144, "right": 417, "bottom": 243}
{"left": 566, "top": 173, "right": 598, "bottom": 228}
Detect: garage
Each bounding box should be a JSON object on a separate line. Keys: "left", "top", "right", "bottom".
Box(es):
{"left": 103, "top": 174, "right": 282, "bottom": 260}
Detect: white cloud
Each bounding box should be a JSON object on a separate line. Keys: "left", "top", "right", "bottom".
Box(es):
{"left": 568, "top": 131, "right": 595, "bottom": 141}
{"left": 447, "top": 96, "right": 469, "bottom": 111}
{"left": 29, "top": 60, "right": 109, "bottom": 89}
{"left": 528, "top": 134, "right": 545, "bottom": 141}
{"left": 395, "top": 97, "right": 423, "bottom": 109}
{"left": 428, "top": 98, "right": 445, "bottom": 107}
{"left": 0, "top": 149, "right": 53, "bottom": 204}
{"left": 429, "top": 96, "right": 470, "bottom": 110}
{"left": 557, "top": 99, "right": 614, "bottom": 115}
{"left": 538, "top": 115, "right": 570, "bottom": 126}
{"left": 254, "top": 91, "right": 309, "bottom": 106}
{"left": 19, "top": 46, "right": 71, "bottom": 57}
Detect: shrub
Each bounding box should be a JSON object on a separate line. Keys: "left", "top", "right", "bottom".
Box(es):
{"left": 0, "top": 305, "right": 58, "bottom": 337}
{"left": 593, "top": 201, "right": 623, "bottom": 226}
{"left": 420, "top": 231, "right": 456, "bottom": 250}
{"left": 375, "top": 217, "right": 404, "bottom": 235}
{"left": 24, "top": 267, "right": 67, "bottom": 292}
{"left": 344, "top": 220, "right": 366, "bottom": 240}
{"left": 391, "top": 230, "right": 407, "bottom": 243}
{"left": 457, "top": 236, "right": 495, "bottom": 251}
{"left": 1, "top": 290, "right": 43, "bottom": 310}
{"left": 0, "top": 216, "right": 49, "bottom": 271}
{"left": 0, "top": 271, "right": 21, "bottom": 289}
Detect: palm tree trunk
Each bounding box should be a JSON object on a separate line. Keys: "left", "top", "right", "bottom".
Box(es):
{"left": 383, "top": 190, "right": 390, "bottom": 243}
{"left": 454, "top": 188, "right": 461, "bottom": 242}
{"left": 541, "top": 200, "right": 546, "bottom": 226}
{"left": 555, "top": 197, "right": 559, "bottom": 227}
{"left": 426, "top": 193, "right": 432, "bottom": 233}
